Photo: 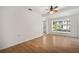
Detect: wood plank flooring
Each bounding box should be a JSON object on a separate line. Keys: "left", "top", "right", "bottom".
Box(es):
{"left": 0, "top": 34, "right": 79, "bottom": 53}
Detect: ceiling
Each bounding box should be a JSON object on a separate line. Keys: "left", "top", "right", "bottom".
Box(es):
{"left": 25, "top": 6, "right": 79, "bottom": 18}
{"left": 25, "top": 6, "right": 66, "bottom": 14}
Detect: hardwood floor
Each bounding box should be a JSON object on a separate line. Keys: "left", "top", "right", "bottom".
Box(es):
{"left": 0, "top": 34, "right": 79, "bottom": 53}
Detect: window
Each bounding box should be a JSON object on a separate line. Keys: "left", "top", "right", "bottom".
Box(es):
{"left": 52, "top": 19, "right": 71, "bottom": 32}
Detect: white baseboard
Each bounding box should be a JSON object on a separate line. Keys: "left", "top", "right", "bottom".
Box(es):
{"left": 0, "top": 34, "right": 43, "bottom": 50}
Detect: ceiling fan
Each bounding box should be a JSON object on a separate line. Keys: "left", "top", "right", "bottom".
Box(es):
{"left": 46, "top": 6, "right": 58, "bottom": 14}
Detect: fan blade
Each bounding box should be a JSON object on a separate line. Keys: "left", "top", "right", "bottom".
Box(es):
{"left": 50, "top": 6, "right": 53, "bottom": 11}
{"left": 54, "top": 6, "right": 58, "bottom": 9}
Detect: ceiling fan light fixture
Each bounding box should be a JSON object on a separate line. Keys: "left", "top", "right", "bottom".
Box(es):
{"left": 48, "top": 11, "right": 55, "bottom": 14}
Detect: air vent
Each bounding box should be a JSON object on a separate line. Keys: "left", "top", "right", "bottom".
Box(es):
{"left": 28, "top": 8, "right": 32, "bottom": 11}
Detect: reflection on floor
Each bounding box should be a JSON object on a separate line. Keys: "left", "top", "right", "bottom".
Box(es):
{"left": 0, "top": 34, "right": 79, "bottom": 53}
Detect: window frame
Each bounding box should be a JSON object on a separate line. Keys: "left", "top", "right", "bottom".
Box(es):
{"left": 51, "top": 18, "right": 71, "bottom": 33}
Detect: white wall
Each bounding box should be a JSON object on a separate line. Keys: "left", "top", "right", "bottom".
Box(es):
{"left": 47, "top": 14, "right": 79, "bottom": 38}
{"left": 70, "top": 15, "right": 78, "bottom": 37}
{"left": 0, "top": 7, "right": 43, "bottom": 50}
{"left": 0, "top": 7, "right": 3, "bottom": 48}
{"left": 78, "top": 15, "right": 79, "bottom": 38}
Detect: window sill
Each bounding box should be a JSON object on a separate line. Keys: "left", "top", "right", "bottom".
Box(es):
{"left": 52, "top": 31, "right": 70, "bottom": 34}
